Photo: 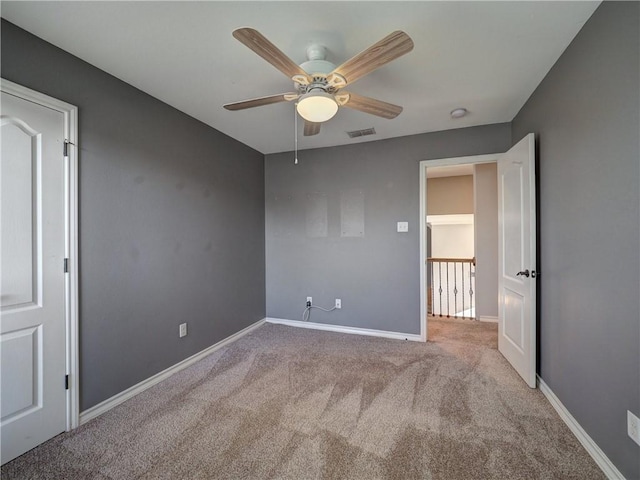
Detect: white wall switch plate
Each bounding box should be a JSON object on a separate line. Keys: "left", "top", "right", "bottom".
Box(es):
{"left": 629, "top": 410, "right": 640, "bottom": 446}
{"left": 397, "top": 221, "right": 409, "bottom": 233}
{"left": 335, "top": 299, "right": 341, "bottom": 309}
{"left": 179, "top": 323, "right": 187, "bottom": 338}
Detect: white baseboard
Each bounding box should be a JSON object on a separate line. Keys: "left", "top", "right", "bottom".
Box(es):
{"left": 79, "top": 318, "right": 266, "bottom": 425}
{"left": 537, "top": 375, "right": 626, "bottom": 480}
{"left": 265, "top": 317, "right": 422, "bottom": 342}
{"left": 479, "top": 316, "right": 498, "bottom": 323}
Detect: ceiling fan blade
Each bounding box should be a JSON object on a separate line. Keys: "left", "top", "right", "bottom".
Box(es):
{"left": 233, "top": 28, "right": 311, "bottom": 82}
{"left": 339, "top": 92, "right": 403, "bottom": 119}
{"left": 329, "top": 31, "right": 413, "bottom": 86}
{"left": 304, "top": 121, "right": 321, "bottom": 136}
{"left": 223, "top": 93, "right": 297, "bottom": 111}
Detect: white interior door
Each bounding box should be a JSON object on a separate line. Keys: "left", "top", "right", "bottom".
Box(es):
{"left": 1, "top": 91, "right": 67, "bottom": 463}
{"left": 498, "top": 133, "right": 537, "bottom": 388}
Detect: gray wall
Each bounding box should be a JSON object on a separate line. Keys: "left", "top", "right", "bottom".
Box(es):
{"left": 265, "top": 124, "right": 510, "bottom": 334}
{"left": 473, "top": 163, "right": 498, "bottom": 318}
{"left": 427, "top": 175, "right": 474, "bottom": 215}
{"left": 512, "top": 2, "right": 640, "bottom": 478}
{"left": 1, "top": 20, "right": 266, "bottom": 411}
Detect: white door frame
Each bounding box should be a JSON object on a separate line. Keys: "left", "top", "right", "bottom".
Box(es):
{"left": 419, "top": 153, "right": 500, "bottom": 341}
{"left": 1, "top": 79, "right": 80, "bottom": 430}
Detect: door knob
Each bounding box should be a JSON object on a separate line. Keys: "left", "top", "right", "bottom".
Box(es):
{"left": 516, "top": 269, "right": 530, "bottom": 278}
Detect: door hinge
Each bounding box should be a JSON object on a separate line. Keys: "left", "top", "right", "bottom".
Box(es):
{"left": 63, "top": 258, "right": 69, "bottom": 273}
{"left": 63, "top": 140, "right": 75, "bottom": 157}
{"left": 65, "top": 374, "right": 69, "bottom": 390}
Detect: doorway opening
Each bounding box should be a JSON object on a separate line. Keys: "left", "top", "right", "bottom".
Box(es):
{"left": 419, "top": 154, "right": 499, "bottom": 343}
{"left": 419, "top": 135, "right": 537, "bottom": 387}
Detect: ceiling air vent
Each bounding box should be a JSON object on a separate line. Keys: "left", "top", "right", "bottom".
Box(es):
{"left": 346, "top": 127, "right": 376, "bottom": 139}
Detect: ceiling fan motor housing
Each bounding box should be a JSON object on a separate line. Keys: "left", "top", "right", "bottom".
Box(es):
{"left": 295, "top": 44, "right": 341, "bottom": 94}
{"left": 298, "top": 62, "right": 334, "bottom": 91}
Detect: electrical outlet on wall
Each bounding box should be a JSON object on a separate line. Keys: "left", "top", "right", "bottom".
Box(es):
{"left": 629, "top": 410, "right": 640, "bottom": 446}
{"left": 306, "top": 297, "right": 312, "bottom": 306}
{"left": 335, "top": 299, "right": 341, "bottom": 309}
{"left": 179, "top": 323, "right": 187, "bottom": 338}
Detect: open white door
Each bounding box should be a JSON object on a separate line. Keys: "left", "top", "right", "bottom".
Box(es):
{"left": 1, "top": 86, "right": 73, "bottom": 463}
{"left": 498, "top": 133, "right": 537, "bottom": 388}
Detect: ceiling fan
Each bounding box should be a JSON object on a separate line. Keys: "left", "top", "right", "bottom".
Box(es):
{"left": 223, "top": 28, "right": 414, "bottom": 136}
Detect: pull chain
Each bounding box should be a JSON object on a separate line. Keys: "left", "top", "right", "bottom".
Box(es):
{"left": 294, "top": 103, "right": 299, "bottom": 165}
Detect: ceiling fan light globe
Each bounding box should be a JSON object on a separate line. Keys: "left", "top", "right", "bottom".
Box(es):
{"left": 297, "top": 90, "right": 338, "bottom": 123}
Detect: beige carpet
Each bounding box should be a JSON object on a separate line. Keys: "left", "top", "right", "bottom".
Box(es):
{"left": 2, "top": 319, "right": 604, "bottom": 479}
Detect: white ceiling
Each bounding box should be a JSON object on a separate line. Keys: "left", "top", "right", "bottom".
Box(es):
{"left": 426, "top": 164, "right": 475, "bottom": 178}
{"left": 2, "top": 1, "right": 600, "bottom": 154}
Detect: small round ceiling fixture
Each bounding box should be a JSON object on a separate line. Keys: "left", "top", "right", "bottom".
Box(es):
{"left": 450, "top": 108, "right": 468, "bottom": 119}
